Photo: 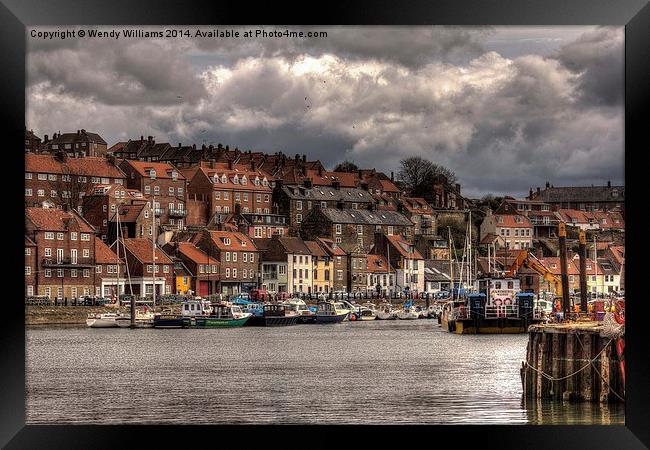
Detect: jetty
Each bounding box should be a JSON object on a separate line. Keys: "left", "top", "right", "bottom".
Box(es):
{"left": 521, "top": 318, "right": 624, "bottom": 403}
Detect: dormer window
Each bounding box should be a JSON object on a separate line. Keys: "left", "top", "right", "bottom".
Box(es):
{"left": 223, "top": 238, "right": 231, "bottom": 245}
{"left": 241, "top": 240, "right": 247, "bottom": 247}
{"left": 233, "top": 175, "right": 239, "bottom": 184}
{"left": 213, "top": 174, "right": 220, "bottom": 183}
{"left": 254, "top": 177, "right": 260, "bottom": 185}
{"left": 241, "top": 175, "right": 247, "bottom": 185}
{"left": 171, "top": 171, "right": 178, "bottom": 181}
{"left": 221, "top": 175, "right": 228, "bottom": 184}
{"left": 262, "top": 178, "right": 268, "bottom": 186}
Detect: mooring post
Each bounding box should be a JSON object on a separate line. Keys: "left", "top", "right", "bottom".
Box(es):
{"left": 558, "top": 223, "right": 571, "bottom": 318}
{"left": 130, "top": 296, "right": 136, "bottom": 328}
{"left": 578, "top": 230, "right": 588, "bottom": 313}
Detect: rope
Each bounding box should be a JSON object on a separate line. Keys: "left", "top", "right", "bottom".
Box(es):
{"left": 524, "top": 336, "right": 625, "bottom": 402}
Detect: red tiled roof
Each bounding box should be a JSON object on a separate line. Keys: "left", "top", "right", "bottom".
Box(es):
{"left": 366, "top": 254, "right": 393, "bottom": 273}
{"left": 494, "top": 214, "right": 533, "bottom": 228}
{"left": 379, "top": 179, "right": 400, "bottom": 193}
{"left": 208, "top": 231, "right": 257, "bottom": 251}
{"left": 111, "top": 203, "right": 147, "bottom": 223}
{"left": 26, "top": 207, "right": 95, "bottom": 233}
{"left": 94, "top": 238, "right": 121, "bottom": 264}
{"left": 199, "top": 166, "right": 272, "bottom": 192}
{"left": 25, "top": 154, "right": 125, "bottom": 179}
{"left": 123, "top": 238, "right": 173, "bottom": 265}
{"left": 317, "top": 237, "right": 347, "bottom": 256}
{"left": 177, "top": 242, "right": 220, "bottom": 266}
{"left": 120, "top": 160, "right": 185, "bottom": 180}
{"left": 304, "top": 240, "right": 328, "bottom": 257}
{"left": 386, "top": 235, "right": 423, "bottom": 260}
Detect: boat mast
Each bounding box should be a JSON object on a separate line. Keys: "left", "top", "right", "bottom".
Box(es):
{"left": 468, "top": 210, "right": 472, "bottom": 291}
{"left": 116, "top": 202, "right": 121, "bottom": 301}
{"left": 448, "top": 226, "right": 453, "bottom": 300}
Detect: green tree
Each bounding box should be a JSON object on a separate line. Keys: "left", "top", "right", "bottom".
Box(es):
{"left": 398, "top": 156, "right": 457, "bottom": 198}
{"left": 333, "top": 160, "right": 359, "bottom": 173}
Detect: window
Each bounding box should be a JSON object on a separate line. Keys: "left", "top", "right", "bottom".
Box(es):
{"left": 25, "top": 172, "right": 32, "bottom": 180}
{"left": 296, "top": 200, "right": 302, "bottom": 210}
{"left": 232, "top": 268, "right": 237, "bottom": 278}
{"left": 38, "top": 173, "right": 47, "bottom": 180}
{"left": 81, "top": 233, "right": 90, "bottom": 241}
{"left": 45, "top": 269, "right": 51, "bottom": 278}
{"left": 82, "top": 249, "right": 90, "bottom": 258}
{"left": 357, "top": 225, "right": 363, "bottom": 235}
{"left": 37, "top": 189, "right": 45, "bottom": 197}
{"left": 25, "top": 266, "right": 31, "bottom": 275}
{"left": 163, "top": 265, "right": 169, "bottom": 273}
{"left": 387, "top": 226, "right": 394, "bottom": 236}
{"left": 226, "top": 252, "right": 230, "bottom": 262}
{"left": 45, "top": 232, "right": 55, "bottom": 240}
{"left": 169, "top": 187, "right": 174, "bottom": 195}
{"left": 83, "top": 269, "right": 90, "bottom": 277}
{"left": 154, "top": 186, "right": 160, "bottom": 195}
{"left": 44, "top": 248, "right": 52, "bottom": 257}
{"left": 296, "top": 214, "right": 302, "bottom": 223}
{"left": 243, "top": 253, "right": 248, "bottom": 263}
{"left": 335, "top": 224, "right": 342, "bottom": 235}
{"left": 243, "top": 269, "right": 247, "bottom": 278}
{"left": 25, "top": 188, "right": 32, "bottom": 196}
{"left": 232, "top": 252, "right": 237, "bottom": 262}
{"left": 71, "top": 269, "right": 77, "bottom": 278}
{"left": 336, "top": 237, "right": 341, "bottom": 244}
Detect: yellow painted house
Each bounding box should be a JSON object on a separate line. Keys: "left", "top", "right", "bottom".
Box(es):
{"left": 305, "top": 241, "right": 333, "bottom": 294}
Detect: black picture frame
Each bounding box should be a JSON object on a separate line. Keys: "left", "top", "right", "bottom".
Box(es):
{"left": 2, "top": 1, "right": 648, "bottom": 448}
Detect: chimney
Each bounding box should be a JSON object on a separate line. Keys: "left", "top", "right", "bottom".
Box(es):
{"left": 140, "top": 135, "right": 144, "bottom": 142}
{"left": 358, "top": 169, "right": 363, "bottom": 179}
{"left": 304, "top": 178, "right": 313, "bottom": 189}
{"left": 545, "top": 181, "right": 550, "bottom": 189}
{"left": 360, "top": 181, "right": 369, "bottom": 191}
{"left": 302, "top": 166, "right": 307, "bottom": 176}
{"left": 318, "top": 166, "right": 323, "bottom": 176}
{"left": 295, "top": 154, "right": 300, "bottom": 163}
{"left": 209, "top": 160, "right": 215, "bottom": 169}
{"left": 332, "top": 180, "right": 341, "bottom": 190}
{"left": 192, "top": 144, "right": 196, "bottom": 150}
{"left": 234, "top": 203, "right": 241, "bottom": 215}
{"left": 536, "top": 187, "right": 541, "bottom": 195}
{"left": 77, "top": 130, "right": 80, "bottom": 135}
{"left": 607, "top": 180, "right": 611, "bottom": 188}
{"left": 529, "top": 188, "right": 533, "bottom": 198}
{"left": 178, "top": 143, "right": 182, "bottom": 148}
{"left": 302, "top": 154, "right": 306, "bottom": 163}
{"left": 44, "top": 134, "right": 48, "bottom": 143}
{"left": 336, "top": 200, "right": 344, "bottom": 210}
{"left": 228, "top": 160, "right": 233, "bottom": 170}
{"left": 390, "top": 171, "right": 394, "bottom": 182}
{"left": 455, "top": 183, "right": 461, "bottom": 194}
{"left": 148, "top": 136, "right": 153, "bottom": 143}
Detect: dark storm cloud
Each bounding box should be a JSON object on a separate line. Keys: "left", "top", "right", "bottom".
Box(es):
{"left": 26, "top": 26, "right": 623, "bottom": 198}
{"left": 556, "top": 27, "right": 624, "bottom": 107}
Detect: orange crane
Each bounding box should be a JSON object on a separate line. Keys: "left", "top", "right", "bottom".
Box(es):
{"left": 505, "top": 250, "right": 563, "bottom": 299}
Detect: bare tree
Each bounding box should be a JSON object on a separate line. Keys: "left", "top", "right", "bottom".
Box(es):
{"left": 49, "top": 164, "right": 93, "bottom": 211}
{"left": 398, "top": 156, "right": 457, "bottom": 198}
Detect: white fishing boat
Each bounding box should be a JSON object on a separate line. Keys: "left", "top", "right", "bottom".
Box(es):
{"left": 86, "top": 312, "right": 124, "bottom": 328}
{"left": 396, "top": 306, "right": 419, "bottom": 320}
{"left": 376, "top": 303, "right": 396, "bottom": 320}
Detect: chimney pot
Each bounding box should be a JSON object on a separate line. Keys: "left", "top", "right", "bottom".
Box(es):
{"left": 302, "top": 154, "right": 306, "bottom": 163}
{"left": 545, "top": 181, "right": 550, "bottom": 189}
{"left": 192, "top": 144, "right": 196, "bottom": 150}
{"left": 607, "top": 180, "right": 611, "bottom": 188}
{"left": 391, "top": 171, "right": 394, "bottom": 182}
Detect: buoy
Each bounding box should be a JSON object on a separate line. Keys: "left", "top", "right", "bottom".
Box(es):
{"left": 350, "top": 314, "right": 356, "bottom": 321}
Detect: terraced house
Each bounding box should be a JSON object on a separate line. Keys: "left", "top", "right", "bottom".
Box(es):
{"left": 121, "top": 238, "right": 175, "bottom": 297}
{"left": 119, "top": 160, "right": 187, "bottom": 230}
{"left": 185, "top": 161, "right": 274, "bottom": 224}
{"left": 195, "top": 230, "right": 260, "bottom": 295}
{"left": 25, "top": 153, "right": 126, "bottom": 210}
{"left": 43, "top": 130, "right": 108, "bottom": 157}
{"left": 274, "top": 179, "right": 375, "bottom": 230}
{"left": 300, "top": 206, "right": 414, "bottom": 255}
{"left": 260, "top": 236, "right": 314, "bottom": 295}
{"left": 25, "top": 207, "right": 97, "bottom": 300}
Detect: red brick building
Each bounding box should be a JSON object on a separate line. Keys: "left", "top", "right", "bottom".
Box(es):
{"left": 25, "top": 207, "right": 97, "bottom": 300}
{"left": 121, "top": 238, "right": 175, "bottom": 297}
{"left": 25, "top": 153, "right": 126, "bottom": 210}
{"left": 195, "top": 230, "right": 260, "bottom": 295}
{"left": 171, "top": 241, "right": 221, "bottom": 296}
{"left": 25, "top": 236, "right": 37, "bottom": 296}
{"left": 119, "top": 160, "right": 187, "bottom": 230}
{"left": 94, "top": 237, "right": 127, "bottom": 298}
{"left": 44, "top": 130, "right": 108, "bottom": 157}
{"left": 82, "top": 185, "right": 153, "bottom": 243}
{"left": 186, "top": 161, "right": 274, "bottom": 223}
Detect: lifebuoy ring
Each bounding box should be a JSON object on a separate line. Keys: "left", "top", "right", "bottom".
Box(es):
{"left": 504, "top": 298, "right": 512, "bottom": 306}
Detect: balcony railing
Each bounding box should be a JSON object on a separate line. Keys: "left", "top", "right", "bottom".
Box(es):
{"left": 42, "top": 257, "right": 94, "bottom": 267}
{"left": 154, "top": 208, "right": 166, "bottom": 217}
{"left": 168, "top": 209, "right": 187, "bottom": 218}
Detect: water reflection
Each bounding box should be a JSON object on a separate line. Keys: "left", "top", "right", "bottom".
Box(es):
{"left": 26, "top": 321, "right": 624, "bottom": 425}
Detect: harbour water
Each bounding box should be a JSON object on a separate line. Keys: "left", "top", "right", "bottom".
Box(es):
{"left": 26, "top": 320, "right": 624, "bottom": 425}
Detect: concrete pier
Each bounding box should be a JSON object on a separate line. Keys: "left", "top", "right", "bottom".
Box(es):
{"left": 521, "top": 320, "right": 625, "bottom": 403}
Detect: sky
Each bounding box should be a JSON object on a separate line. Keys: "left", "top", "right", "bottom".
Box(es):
{"left": 26, "top": 26, "right": 624, "bottom": 198}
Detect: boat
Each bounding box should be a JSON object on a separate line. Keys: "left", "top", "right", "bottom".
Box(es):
{"left": 248, "top": 304, "right": 299, "bottom": 327}
{"left": 86, "top": 312, "right": 124, "bottom": 328}
{"left": 356, "top": 306, "right": 377, "bottom": 321}
{"left": 193, "top": 303, "right": 252, "bottom": 328}
{"left": 338, "top": 300, "right": 358, "bottom": 321}
{"left": 282, "top": 298, "right": 317, "bottom": 323}
{"left": 396, "top": 306, "right": 419, "bottom": 320}
{"left": 376, "top": 303, "right": 396, "bottom": 320}
{"left": 153, "top": 307, "right": 192, "bottom": 329}
{"left": 316, "top": 301, "right": 349, "bottom": 324}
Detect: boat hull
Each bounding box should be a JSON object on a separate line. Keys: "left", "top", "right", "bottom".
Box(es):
{"left": 194, "top": 316, "right": 251, "bottom": 328}
{"left": 247, "top": 315, "right": 299, "bottom": 327}
{"left": 86, "top": 318, "right": 118, "bottom": 328}
{"left": 153, "top": 316, "right": 192, "bottom": 329}
{"left": 453, "top": 318, "right": 541, "bottom": 334}
{"left": 316, "top": 313, "right": 348, "bottom": 324}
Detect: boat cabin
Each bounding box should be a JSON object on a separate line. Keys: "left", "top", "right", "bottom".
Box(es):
{"left": 181, "top": 299, "right": 212, "bottom": 317}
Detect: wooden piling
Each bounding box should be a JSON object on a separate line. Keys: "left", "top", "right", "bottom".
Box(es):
{"left": 522, "top": 322, "right": 624, "bottom": 403}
